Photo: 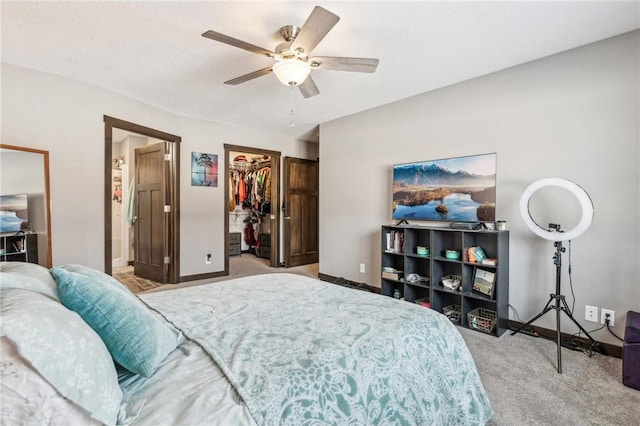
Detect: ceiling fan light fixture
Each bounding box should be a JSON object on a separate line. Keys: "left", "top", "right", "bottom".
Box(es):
{"left": 272, "top": 59, "right": 311, "bottom": 86}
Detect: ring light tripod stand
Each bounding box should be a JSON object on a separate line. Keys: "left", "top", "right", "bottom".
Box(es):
{"left": 511, "top": 178, "right": 601, "bottom": 373}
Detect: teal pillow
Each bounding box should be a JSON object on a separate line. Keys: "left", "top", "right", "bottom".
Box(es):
{"left": 51, "top": 264, "right": 178, "bottom": 377}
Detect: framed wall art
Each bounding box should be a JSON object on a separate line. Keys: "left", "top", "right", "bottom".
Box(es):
{"left": 191, "top": 152, "right": 218, "bottom": 187}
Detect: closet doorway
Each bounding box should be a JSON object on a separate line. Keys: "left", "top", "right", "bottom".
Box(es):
{"left": 104, "top": 116, "right": 180, "bottom": 283}
{"left": 224, "top": 144, "right": 280, "bottom": 272}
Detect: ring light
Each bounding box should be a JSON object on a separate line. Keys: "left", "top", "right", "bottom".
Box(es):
{"left": 515, "top": 177, "right": 599, "bottom": 374}
{"left": 520, "top": 178, "right": 593, "bottom": 241}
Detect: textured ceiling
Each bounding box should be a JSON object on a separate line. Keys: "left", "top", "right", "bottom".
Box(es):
{"left": 2, "top": 1, "right": 639, "bottom": 142}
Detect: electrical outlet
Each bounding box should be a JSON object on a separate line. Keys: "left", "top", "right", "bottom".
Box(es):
{"left": 601, "top": 309, "right": 615, "bottom": 327}
{"left": 585, "top": 305, "right": 598, "bottom": 322}
{"left": 205, "top": 254, "right": 212, "bottom": 265}
{"left": 359, "top": 263, "right": 366, "bottom": 273}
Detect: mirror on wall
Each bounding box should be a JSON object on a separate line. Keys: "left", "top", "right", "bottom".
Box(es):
{"left": 0, "top": 144, "right": 53, "bottom": 267}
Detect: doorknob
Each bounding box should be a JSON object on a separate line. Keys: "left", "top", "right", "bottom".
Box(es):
{"left": 131, "top": 216, "right": 138, "bottom": 224}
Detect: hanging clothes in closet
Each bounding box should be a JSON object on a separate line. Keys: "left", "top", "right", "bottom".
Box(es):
{"left": 229, "top": 158, "right": 271, "bottom": 214}
{"left": 229, "top": 155, "right": 272, "bottom": 253}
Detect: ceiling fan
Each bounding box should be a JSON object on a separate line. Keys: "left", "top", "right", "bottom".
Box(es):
{"left": 202, "top": 5, "right": 379, "bottom": 98}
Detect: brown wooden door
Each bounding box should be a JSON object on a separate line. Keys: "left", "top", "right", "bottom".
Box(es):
{"left": 134, "top": 142, "right": 167, "bottom": 283}
{"left": 283, "top": 157, "right": 319, "bottom": 267}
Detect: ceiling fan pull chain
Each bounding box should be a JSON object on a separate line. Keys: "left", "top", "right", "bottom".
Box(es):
{"left": 290, "top": 85, "right": 296, "bottom": 127}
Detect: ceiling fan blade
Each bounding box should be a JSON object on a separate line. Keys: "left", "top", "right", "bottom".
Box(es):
{"left": 290, "top": 6, "right": 340, "bottom": 55}
{"left": 202, "top": 30, "right": 274, "bottom": 57}
{"left": 224, "top": 67, "right": 273, "bottom": 85}
{"left": 310, "top": 56, "right": 379, "bottom": 73}
{"left": 298, "top": 75, "right": 320, "bottom": 98}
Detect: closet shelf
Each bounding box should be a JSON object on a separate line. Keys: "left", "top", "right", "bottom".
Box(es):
{"left": 230, "top": 160, "right": 271, "bottom": 172}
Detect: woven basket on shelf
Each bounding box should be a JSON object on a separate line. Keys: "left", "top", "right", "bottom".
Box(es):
{"left": 441, "top": 274, "right": 462, "bottom": 291}
{"left": 443, "top": 304, "right": 461, "bottom": 323}
{"left": 467, "top": 308, "right": 497, "bottom": 333}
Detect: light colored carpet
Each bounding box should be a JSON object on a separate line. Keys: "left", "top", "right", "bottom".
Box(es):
{"left": 118, "top": 257, "right": 638, "bottom": 425}
{"left": 459, "top": 327, "right": 638, "bottom": 426}
{"left": 114, "top": 254, "right": 319, "bottom": 294}
{"left": 142, "top": 254, "right": 319, "bottom": 294}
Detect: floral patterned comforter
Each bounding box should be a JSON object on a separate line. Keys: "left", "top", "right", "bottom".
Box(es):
{"left": 141, "top": 273, "right": 493, "bottom": 426}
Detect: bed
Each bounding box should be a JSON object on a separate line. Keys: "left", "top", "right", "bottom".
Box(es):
{"left": 0, "top": 262, "right": 493, "bottom": 425}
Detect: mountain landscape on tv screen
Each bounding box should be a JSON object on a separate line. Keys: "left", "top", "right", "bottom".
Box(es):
{"left": 392, "top": 159, "right": 496, "bottom": 222}
{"left": 393, "top": 163, "right": 495, "bottom": 187}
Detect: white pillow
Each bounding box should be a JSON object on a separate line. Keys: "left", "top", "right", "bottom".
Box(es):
{"left": 0, "top": 337, "right": 102, "bottom": 426}
{"left": 1, "top": 289, "right": 123, "bottom": 425}
{"left": 0, "top": 261, "right": 59, "bottom": 301}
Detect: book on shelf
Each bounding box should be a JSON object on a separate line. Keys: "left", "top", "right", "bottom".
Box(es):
{"left": 473, "top": 246, "right": 487, "bottom": 262}
{"left": 385, "top": 231, "right": 405, "bottom": 253}
{"left": 481, "top": 258, "right": 497, "bottom": 266}
{"left": 382, "top": 266, "right": 403, "bottom": 281}
{"left": 472, "top": 268, "right": 496, "bottom": 298}
{"left": 382, "top": 269, "right": 403, "bottom": 281}
{"left": 467, "top": 246, "right": 486, "bottom": 262}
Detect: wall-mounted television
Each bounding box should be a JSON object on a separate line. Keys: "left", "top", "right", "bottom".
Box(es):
{"left": 0, "top": 194, "right": 29, "bottom": 233}
{"left": 392, "top": 153, "right": 496, "bottom": 223}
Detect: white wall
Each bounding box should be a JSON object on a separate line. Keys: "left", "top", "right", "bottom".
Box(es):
{"left": 1, "top": 63, "right": 313, "bottom": 277}
{"left": 319, "top": 31, "right": 639, "bottom": 345}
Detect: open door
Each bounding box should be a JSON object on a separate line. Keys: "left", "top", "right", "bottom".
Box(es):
{"left": 104, "top": 116, "right": 180, "bottom": 282}
{"left": 134, "top": 142, "right": 167, "bottom": 283}
{"left": 283, "top": 157, "right": 319, "bottom": 267}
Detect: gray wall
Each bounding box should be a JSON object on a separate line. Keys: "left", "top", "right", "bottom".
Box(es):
{"left": 319, "top": 31, "right": 639, "bottom": 345}
{"left": 1, "top": 63, "right": 315, "bottom": 276}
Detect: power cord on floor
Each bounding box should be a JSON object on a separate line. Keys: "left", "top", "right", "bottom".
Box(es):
{"left": 565, "top": 314, "right": 623, "bottom": 356}
{"left": 507, "top": 305, "right": 540, "bottom": 336}
{"left": 562, "top": 322, "right": 607, "bottom": 357}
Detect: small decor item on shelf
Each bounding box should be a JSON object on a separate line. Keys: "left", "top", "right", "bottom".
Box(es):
{"left": 414, "top": 298, "right": 430, "bottom": 308}
{"left": 443, "top": 304, "right": 462, "bottom": 323}
{"left": 382, "top": 268, "right": 403, "bottom": 281}
{"left": 416, "top": 246, "right": 429, "bottom": 256}
{"left": 472, "top": 268, "right": 496, "bottom": 298}
{"left": 393, "top": 289, "right": 401, "bottom": 299}
{"left": 467, "top": 247, "right": 476, "bottom": 262}
{"left": 467, "top": 308, "right": 497, "bottom": 333}
{"left": 467, "top": 246, "right": 487, "bottom": 263}
{"left": 445, "top": 250, "right": 461, "bottom": 260}
{"left": 441, "top": 274, "right": 462, "bottom": 291}
{"left": 406, "top": 273, "right": 426, "bottom": 283}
